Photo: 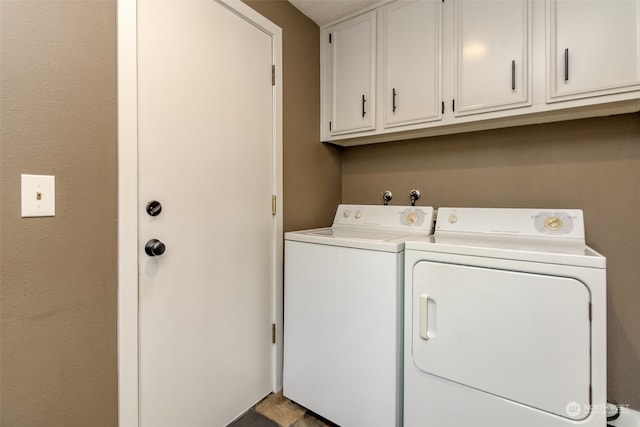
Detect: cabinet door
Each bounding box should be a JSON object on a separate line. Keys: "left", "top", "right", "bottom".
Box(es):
{"left": 454, "top": 0, "right": 530, "bottom": 116}
{"left": 548, "top": 0, "right": 640, "bottom": 101}
{"left": 328, "top": 11, "right": 376, "bottom": 135}
{"left": 383, "top": 0, "right": 441, "bottom": 128}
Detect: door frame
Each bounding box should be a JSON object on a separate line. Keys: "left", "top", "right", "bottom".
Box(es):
{"left": 117, "top": 1, "right": 283, "bottom": 425}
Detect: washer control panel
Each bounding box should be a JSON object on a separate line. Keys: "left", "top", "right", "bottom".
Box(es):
{"left": 334, "top": 204, "right": 435, "bottom": 232}
{"left": 435, "top": 208, "right": 584, "bottom": 239}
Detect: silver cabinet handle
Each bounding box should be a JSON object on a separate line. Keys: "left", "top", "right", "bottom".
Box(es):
{"left": 511, "top": 60, "right": 516, "bottom": 91}
{"left": 564, "top": 48, "right": 569, "bottom": 81}
{"left": 362, "top": 94, "right": 366, "bottom": 117}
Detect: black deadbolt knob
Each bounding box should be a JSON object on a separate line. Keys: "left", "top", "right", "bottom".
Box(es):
{"left": 145, "top": 239, "right": 166, "bottom": 257}
{"left": 146, "top": 200, "right": 162, "bottom": 216}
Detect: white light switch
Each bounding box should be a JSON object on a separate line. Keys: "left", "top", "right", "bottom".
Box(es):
{"left": 21, "top": 174, "right": 55, "bottom": 217}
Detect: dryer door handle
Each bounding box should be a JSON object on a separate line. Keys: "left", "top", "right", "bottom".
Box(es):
{"left": 419, "top": 294, "right": 436, "bottom": 340}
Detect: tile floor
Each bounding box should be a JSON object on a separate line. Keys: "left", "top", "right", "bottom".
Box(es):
{"left": 228, "top": 392, "right": 338, "bottom": 427}
{"left": 228, "top": 393, "right": 622, "bottom": 427}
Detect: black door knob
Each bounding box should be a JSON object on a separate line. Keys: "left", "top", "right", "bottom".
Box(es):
{"left": 146, "top": 200, "right": 162, "bottom": 216}
{"left": 145, "top": 239, "right": 166, "bottom": 257}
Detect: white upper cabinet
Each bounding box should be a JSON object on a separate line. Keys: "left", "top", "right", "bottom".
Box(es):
{"left": 326, "top": 10, "right": 376, "bottom": 135}
{"left": 454, "top": 0, "right": 531, "bottom": 115}
{"left": 383, "top": 0, "right": 442, "bottom": 128}
{"left": 548, "top": 0, "right": 640, "bottom": 101}
{"left": 320, "top": 0, "right": 640, "bottom": 145}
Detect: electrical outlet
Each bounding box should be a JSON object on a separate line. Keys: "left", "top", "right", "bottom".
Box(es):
{"left": 21, "top": 174, "right": 55, "bottom": 217}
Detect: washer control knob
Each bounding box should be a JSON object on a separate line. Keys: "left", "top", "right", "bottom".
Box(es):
{"left": 544, "top": 216, "right": 563, "bottom": 231}
{"left": 407, "top": 211, "right": 418, "bottom": 224}
{"left": 355, "top": 210, "right": 362, "bottom": 219}
{"left": 343, "top": 210, "right": 351, "bottom": 218}
{"left": 448, "top": 214, "right": 458, "bottom": 224}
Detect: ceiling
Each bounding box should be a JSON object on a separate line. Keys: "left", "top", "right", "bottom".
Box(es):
{"left": 287, "top": 0, "right": 380, "bottom": 26}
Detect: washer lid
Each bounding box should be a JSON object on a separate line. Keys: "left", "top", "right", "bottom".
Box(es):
{"left": 306, "top": 227, "right": 413, "bottom": 242}
{"left": 286, "top": 226, "right": 417, "bottom": 252}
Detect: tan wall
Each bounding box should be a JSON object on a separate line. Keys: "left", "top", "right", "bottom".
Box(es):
{"left": 244, "top": 0, "right": 342, "bottom": 232}
{"left": 342, "top": 113, "right": 640, "bottom": 409}
{"left": 1, "top": 1, "right": 332, "bottom": 425}
{"left": 0, "top": 1, "right": 118, "bottom": 425}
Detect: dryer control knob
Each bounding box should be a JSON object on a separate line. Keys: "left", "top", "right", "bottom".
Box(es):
{"left": 343, "top": 210, "right": 351, "bottom": 218}
{"left": 448, "top": 214, "right": 458, "bottom": 224}
{"left": 355, "top": 210, "right": 362, "bottom": 219}
{"left": 407, "top": 211, "right": 418, "bottom": 224}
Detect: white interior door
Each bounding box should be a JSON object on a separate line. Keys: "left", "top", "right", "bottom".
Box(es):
{"left": 136, "top": 1, "right": 279, "bottom": 425}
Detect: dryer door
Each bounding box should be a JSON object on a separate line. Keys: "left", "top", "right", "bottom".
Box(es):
{"left": 411, "top": 261, "right": 591, "bottom": 420}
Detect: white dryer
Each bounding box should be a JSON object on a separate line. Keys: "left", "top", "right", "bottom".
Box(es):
{"left": 284, "top": 204, "right": 435, "bottom": 427}
{"left": 404, "top": 208, "right": 606, "bottom": 427}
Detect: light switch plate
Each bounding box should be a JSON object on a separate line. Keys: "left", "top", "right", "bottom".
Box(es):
{"left": 21, "top": 174, "right": 55, "bottom": 217}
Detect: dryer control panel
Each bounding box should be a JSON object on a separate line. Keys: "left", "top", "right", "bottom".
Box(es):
{"left": 435, "top": 208, "right": 585, "bottom": 240}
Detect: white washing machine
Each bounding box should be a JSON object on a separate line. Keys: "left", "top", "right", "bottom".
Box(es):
{"left": 404, "top": 208, "right": 606, "bottom": 427}
{"left": 284, "top": 204, "right": 435, "bottom": 427}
